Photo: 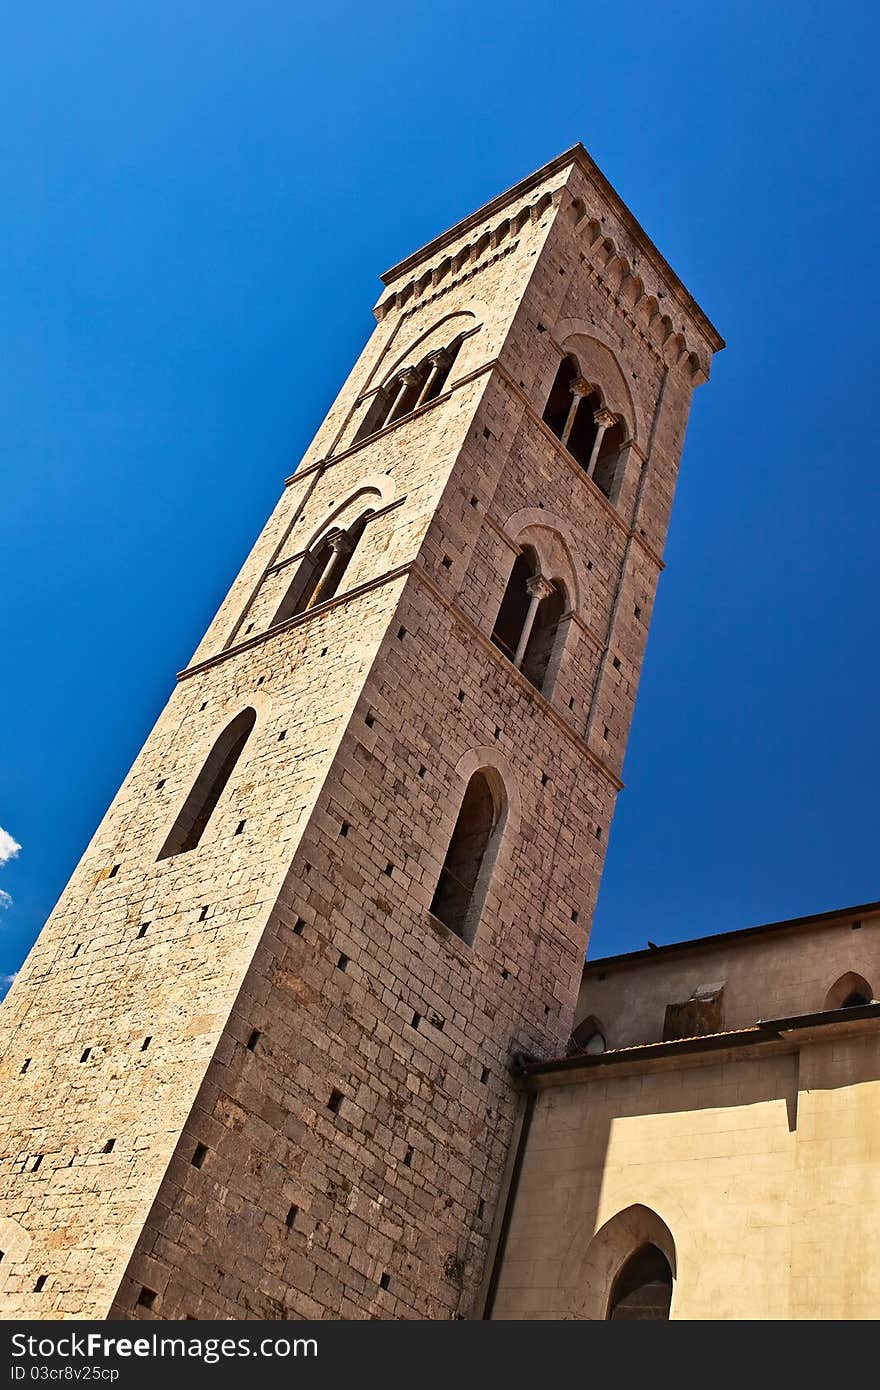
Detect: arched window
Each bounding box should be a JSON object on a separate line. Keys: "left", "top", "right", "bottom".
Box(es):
{"left": 571, "top": 1015, "right": 606, "bottom": 1054}
{"left": 271, "top": 512, "right": 373, "bottom": 627}
{"left": 158, "top": 708, "right": 256, "bottom": 860}
{"left": 824, "top": 972, "right": 873, "bottom": 1011}
{"left": 607, "top": 1244, "right": 673, "bottom": 1321}
{"left": 354, "top": 336, "right": 463, "bottom": 442}
{"left": 491, "top": 549, "right": 565, "bottom": 693}
{"left": 430, "top": 769, "right": 505, "bottom": 944}
{"left": 542, "top": 355, "right": 625, "bottom": 499}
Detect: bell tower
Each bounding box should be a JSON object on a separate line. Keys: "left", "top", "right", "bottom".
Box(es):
{"left": 0, "top": 146, "right": 722, "bottom": 1320}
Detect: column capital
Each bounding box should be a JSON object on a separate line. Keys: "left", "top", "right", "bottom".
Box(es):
{"left": 525, "top": 574, "right": 555, "bottom": 602}
{"left": 570, "top": 377, "right": 594, "bottom": 399}
{"left": 328, "top": 532, "right": 354, "bottom": 556}
{"left": 593, "top": 406, "right": 617, "bottom": 430}
{"left": 398, "top": 365, "right": 423, "bottom": 386}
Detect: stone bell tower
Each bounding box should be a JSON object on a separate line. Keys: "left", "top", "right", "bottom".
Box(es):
{"left": 0, "top": 146, "right": 722, "bottom": 1320}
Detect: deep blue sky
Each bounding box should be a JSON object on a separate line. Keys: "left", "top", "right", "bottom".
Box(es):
{"left": 2, "top": 1, "right": 878, "bottom": 991}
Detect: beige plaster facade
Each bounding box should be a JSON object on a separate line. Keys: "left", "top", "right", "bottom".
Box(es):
{"left": 491, "top": 904, "right": 880, "bottom": 1320}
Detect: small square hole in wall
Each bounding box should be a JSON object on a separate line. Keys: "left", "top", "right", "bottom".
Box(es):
{"left": 72, "top": 943, "right": 81, "bottom": 957}
{"left": 571, "top": 910, "right": 579, "bottom": 924}
{"left": 634, "top": 604, "right": 642, "bottom": 619}
{"left": 470, "top": 495, "right": 479, "bottom": 508}
{"left": 20, "top": 1058, "right": 31, "bottom": 1074}
{"left": 141, "top": 1036, "right": 152, "bottom": 1051}
{"left": 108, "top": 864, "right": 120, "bottom": 879}
{"left": 493, "top": 726, "right": 501, "bottom": 740}
{"left": 544, "top": 1003, "right": 551, "bottom": 1015}
{"left": 285, "top": 1204, "right": 299, "bottom": 1229}
{"left": 612, "top": 657, "right": 621, "bottom": 671}
{"left": 243, "top": 623, "right": 254, "bottom": 636}
{"left": 339, "top": 822, "right": 350, "bottom": 838}
{"left": 397, "top": 626, "right": 407, "bottom": 641}
{"left": 246, "top": 1029, "right": 261, "bottom": 1053}
{"left": 441, "top": 555, "right": 453, "bottom": 570}
{"left": 191, "top": 1143, "right": 208, "bottom": 1169}
{"left": 430, "top": 1013, "right": 445, "bottom": 1032}
{"left": 31, "top": 1154, "right": 43, "bottom": 1172}
{"left": 483, "top": 427, "right": 491, "bottom": 440}
{"left": 457, "top": 690, "right": 465, "bottom": 703}
{"left": 540, "top": 772, "right": 548, "bottom": 786}
{"left": 34, "top": 1275, "right": 47, "bottom": 1293}
{"left": 0, "top": 1250, "right": 5, "bottom": 1263}
{"left": 80, "top": 1048, "right": 91, "bottom": 1064}
{"left": 156, "top": 779, "right": 166, "bottom": 790}
{"left": 137, "top": 1287, "right": 157, "bottom": 1310}
{"left": 418, "top": 765, "right": 427, "bottom": 779}
{"left": 337, "top": 953, "right": 350, "bottom": 972}
{"left": 137, "top": 923, "right": 149, "bottom": 939}
{"left": 501, "top": 968, "right": 509, "bottom": 980}
{"left": 478, "top": 1199, "right": 486, "bottom": 1220}
{"left": 384, "top": 862, "right": 393, "bottom": 876}
{"left": 586, "top": 560, "right": 593, "bottom": 572}
{"left": 320, "top": 647, "right": 328, "bottom": 657}
{"left": 257, "top": 676, "right": 264, "bottom": 686}
{"left": 198, "top": 906, "right": 209, "bottom": 921}
{"left": 234, "top": 820, "right": 246, "bottom": 836}
{"left": 403, "top": 1145, "right": 414, "bottom": 1167}
{"left": 102, "top": 1138, "right": 115, "bottom": 1154}
{"left": 379, "top": 1272, "right": 391, "bottom": 1291}
{"left": 278, "top": 729, "right": 287, "bottom": 742}
{"left": 595, "top": 826, "right": 603, "bottom": 840}
{"left": 365, "top": 711, "right": 375, "bottom": 728}
{"left": 603, "top": 725, "right": 610, "bottom": 741}
{"left": 292, "top": 918, "right": 304, "bottom": 936}
{"left": 852, "top": 920, "right": 863, "bottom": 930}
{"left": 568, "top": 698, "right": 575, "bottom": 711}
{"left": 327, "top": 1088, "right": 344, "bottom": 1115}
{"left": 480, "top": 1067, "right": 490, "bottom": 1085}
{"left": 411, "top": 1011, "right": 422, "bottom": 1030}
{"left": 199, "top": 702, "right": 208, "bottom": 712}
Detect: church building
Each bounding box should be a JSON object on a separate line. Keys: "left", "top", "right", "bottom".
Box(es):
{"left": 2, "top": 146, "right": 864, "bottom": 1323}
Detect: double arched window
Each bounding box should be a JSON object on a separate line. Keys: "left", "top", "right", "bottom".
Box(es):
{"left": 354, "top": 335, "right": 464, "bottom": 442}
{"left": 158, "top": 708, "right": 256, "bottom": 860}
{"left": 491, "top": 547, "right": 566, "bottom": 693}
{"left": 430, "top": 768, "right": 506, "bottom": 945}
{"left": 543, "top": 355, "right": 626, "bottom": 499}
{"left": 271, "top": 511, "right": 373, "bottom": 627}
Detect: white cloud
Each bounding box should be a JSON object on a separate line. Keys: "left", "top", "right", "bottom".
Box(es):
{"left": 1, "top": 971, "right": 16, "bottom": 985}
{"left": 0, "top": 827, "right": 21, "bottom": 867}
{"left": 0, "top": 890, "right": 11, "bottom": 911}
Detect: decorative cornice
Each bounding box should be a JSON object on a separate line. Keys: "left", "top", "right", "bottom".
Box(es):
{"left": 376, "top": 144, "right": 724, "bottom": 375}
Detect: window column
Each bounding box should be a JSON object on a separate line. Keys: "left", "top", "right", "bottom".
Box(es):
{"left": 559, "top": 377, "right": 592, "bottom": 447}
{"left": 512, "top": 575, "right": 555, "bottom": 668}
{"left": 305, "top": 533, "right": 354, "bottom": 610}
{"left": 386, "top": 366, "right": 423, "bottom": 425}
{"left": 415, "top": 348, "right": 451, "bottom": 407}
{"left": 585, "top": 406, "right": 617, "bottom": 479}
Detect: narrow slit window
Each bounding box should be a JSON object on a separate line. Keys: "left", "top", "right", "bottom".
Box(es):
{"left": 429, "top": 769, "right": 506, "bottom": 945}
{"left": 157, "top": 708, "right": 256, "bottom": 860}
